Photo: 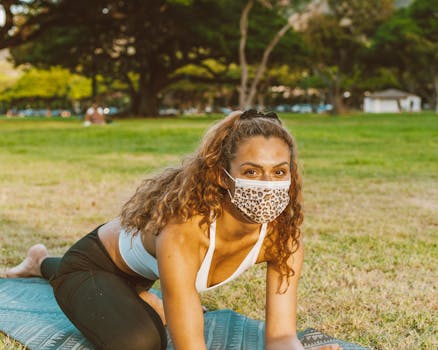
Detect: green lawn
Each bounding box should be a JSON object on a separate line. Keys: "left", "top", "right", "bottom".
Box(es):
{"left": 1, "top": 112, "right": 437, "bottom": 349}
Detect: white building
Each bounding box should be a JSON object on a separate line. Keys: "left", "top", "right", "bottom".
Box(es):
{"left": 363, "top": 89, "right": 421, "bottom": 113}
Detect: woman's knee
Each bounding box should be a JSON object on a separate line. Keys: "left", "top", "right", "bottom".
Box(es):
{"left": 49, "top": 270, "right": 167, "bottom": 349}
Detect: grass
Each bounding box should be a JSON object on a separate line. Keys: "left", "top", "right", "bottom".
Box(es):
{"left": 1, "top": 112, "right": 437, "bottom": 349}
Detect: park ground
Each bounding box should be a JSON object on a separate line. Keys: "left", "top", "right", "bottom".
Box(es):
{"left": 0, "top": 112, "right": 437, "bottom": 349}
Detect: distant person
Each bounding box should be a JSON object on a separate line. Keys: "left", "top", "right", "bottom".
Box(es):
{"left": 84, "top": 102, "right": 105, "bottom": 126}
{"left": 7, "top": 110, "right": 341, "bottom": 350}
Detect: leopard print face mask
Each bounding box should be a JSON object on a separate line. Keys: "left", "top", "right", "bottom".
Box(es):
{"left": 224, "top": 169, "right": 291, "bottom": 224}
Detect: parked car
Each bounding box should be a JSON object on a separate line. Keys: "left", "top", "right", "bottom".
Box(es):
{"left": 274, "top": 104, "right": 294, "bottom": 113}
{"left": 158, "top": 107, "right": 179, "bottom": 116}
{"left": 182, "top": 107, "right": 200, "bottom": 116}
{"left": 15, "top": 108, "right": 72, "bottom": 117}
{"left": 315, "top": 104, "right": 333, "bottom": 113}
{"left": 291, "top": 104, "right": 313, "bottom": 113}
{"left": 219, "top": 107, "right": 233, "bottom": 115}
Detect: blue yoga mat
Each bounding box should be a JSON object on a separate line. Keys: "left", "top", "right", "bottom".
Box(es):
{"left": 0, "top": 278, "right": 368, "bottom": 349}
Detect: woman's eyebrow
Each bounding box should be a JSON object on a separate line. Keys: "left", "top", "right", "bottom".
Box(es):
{"left": 239, "top": 161, "right": 289, "bottom": 168}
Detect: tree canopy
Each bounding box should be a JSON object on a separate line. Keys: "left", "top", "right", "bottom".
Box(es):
{"left": 302, "top": 0, "right": 395, "bottom": 113}
{"left": 1, "top": 0, "right": 437, "bottom": 114}
{"left": 0, "top": 66, "right": 91, "bottom": 103}
{"left": 369, "top": 0, "right": 438, "bottom": 111}
{"left": 3, "top": 0, "right": 238, "bottom": 115}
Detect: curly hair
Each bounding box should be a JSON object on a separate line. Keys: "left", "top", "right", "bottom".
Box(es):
{"left": 120, "top": 110, "right": 303, "bottom": 291}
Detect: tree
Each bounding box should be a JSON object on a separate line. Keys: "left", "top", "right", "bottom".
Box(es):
{"left": 2, "top": 0, "right": 130, "bottom": 100}
{"left": 409, "top": 0, "right": 438, "bottom": 112}
{"left": 238, "top": 0, "right": 313, "bottom": 109}
{"left": 370, "top": 0, "right": 438, "bottom": 112}
{"left": 302, "top": 0, "right": 394, "bottom": 114}
{"left": 0, "top": 50, "right": 21, "bottom": 92}
{"left": 0, "top": 66, "right": 91, "bottom": 109}
{"left": 2, "top": 0, "right": 238, "bottom": 116}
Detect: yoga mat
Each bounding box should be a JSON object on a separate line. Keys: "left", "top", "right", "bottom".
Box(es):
{"left": 0, "top": 278, "right": 368, "bottom": 350}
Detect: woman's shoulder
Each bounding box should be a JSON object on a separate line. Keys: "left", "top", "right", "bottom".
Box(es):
{"left": 160, "top": 214, "right": 209, "bottom": 247}
{"left": 156, "top": 214, "right": 210, "bottom": 268}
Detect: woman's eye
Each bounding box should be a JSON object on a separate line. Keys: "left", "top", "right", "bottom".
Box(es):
{"left": 275, "top": 169, "right": 286, "bottom": 176}
{"left": 244, "top": 169, "right": 257, "bottom": 176}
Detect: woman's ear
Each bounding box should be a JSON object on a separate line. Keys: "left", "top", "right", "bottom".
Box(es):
{"left": 217, "top": 169, "right": 229, "bottom": 190}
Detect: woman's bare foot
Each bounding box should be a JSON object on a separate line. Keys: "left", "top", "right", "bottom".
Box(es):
{"left": 136, "top": 286, "right": 167, "bottom": 326}
{"left": 5, "top": 244, "right": 49, "bottom": 278}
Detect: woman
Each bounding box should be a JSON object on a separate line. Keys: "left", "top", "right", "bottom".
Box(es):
{"left": 7, "top": 110, "right": 340, "bottom": 350}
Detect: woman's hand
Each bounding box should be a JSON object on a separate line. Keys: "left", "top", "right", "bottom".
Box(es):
{"left": 266, "top": 335, "right": 342, "bottom": 350}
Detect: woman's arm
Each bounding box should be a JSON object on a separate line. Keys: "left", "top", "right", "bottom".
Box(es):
{"left": 155, "top": 222, "right": 207, "bottom": 350}
{"left": 265, "top": 239, "right": 304, "bottom": 350}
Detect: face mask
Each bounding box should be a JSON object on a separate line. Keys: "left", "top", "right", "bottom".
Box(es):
{"left": 223, "top": 169, "right": 291, "bottom": 224}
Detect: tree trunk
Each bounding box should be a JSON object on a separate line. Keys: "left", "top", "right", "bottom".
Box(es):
{"left": 434, "top": 74, "right": 438, "bottom": 114}
{"left": 239, "top": 0, "right": 293, "bottom": 110}
{"left": 331, "top": 73, "right": 345, "bottom": 115}
{"left": 91, "top": 74, "right": 98, "bottom": 100}
{"left": 257, "top": 92, "right": 265, "bottom": 111}
{"left": 137, "top": 88, "right": 159, "bottom": 116}
{"left": 124, "top": 73, "right": 138, "bottom": 116}
{"left": 246, "top": 21, "right": 292, "bottom": 108}
{"left": 332, "top": 89, "right": 345, "bottom": 115}
{"left": 130, "top": 90, "right": 159, "bottom": 117}
{"left": 136, "top": 72, "right": 160, "bottom": 116}
{"left": 239, "top": 0, "right": 254, "bottom": 110}
{"left": 126, "top": 70, "right": 160, "bottom": 117}
{"left": 89, "top": 53, "right": 98, "bottom": 100}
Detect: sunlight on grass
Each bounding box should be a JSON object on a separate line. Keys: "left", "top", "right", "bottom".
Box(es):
{"left": 0, "top": 333, "right": 26, "bottom": 350}
{"left": 1, "top": 113, "right": 437, "bottom": 349}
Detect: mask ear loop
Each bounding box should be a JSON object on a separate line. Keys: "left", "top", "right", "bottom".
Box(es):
{"left": 222, "top": 168, "right": 235, "bottom": 202}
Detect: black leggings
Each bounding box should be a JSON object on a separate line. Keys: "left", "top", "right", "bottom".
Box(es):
{"left": 41, "top": 226, "right": 167, "bottom": 350}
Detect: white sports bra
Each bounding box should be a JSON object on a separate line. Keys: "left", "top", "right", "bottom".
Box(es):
{"left": 119, "top": 221, "right": 267, "bottom": 292}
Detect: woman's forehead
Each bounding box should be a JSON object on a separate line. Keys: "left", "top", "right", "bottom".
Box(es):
{"left": 233, "top": 136, "right": 290, "bottom": 164}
